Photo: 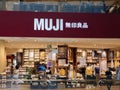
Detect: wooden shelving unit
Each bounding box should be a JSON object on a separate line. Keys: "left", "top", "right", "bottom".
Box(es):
{"left": 23, "top": 48, "right": 46, "bottom": 68}
{"left": 57, "top": 45, "right": 68, "bottom": 78}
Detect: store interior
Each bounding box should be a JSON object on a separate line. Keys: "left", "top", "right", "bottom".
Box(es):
{"left": 0, "top": 37, "right": 119, "bottom": 78}
{"left": 0, "top": 37, "right": 120, "bottom": 88}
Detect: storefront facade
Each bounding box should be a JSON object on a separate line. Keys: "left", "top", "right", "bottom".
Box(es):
{"left": 0, "top": 11, "right": 120, "bottom": 38}
{"left": 0, "top": 11, "right": 120, "bottom": 83}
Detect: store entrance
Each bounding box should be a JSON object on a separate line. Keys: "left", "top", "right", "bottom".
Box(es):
{"left": 0, "top": 37, "right": 120, "bottom": 89}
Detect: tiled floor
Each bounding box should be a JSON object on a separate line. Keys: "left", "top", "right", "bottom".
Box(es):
{"left": 0, "top": 85, "right": 120, "bottom": 90}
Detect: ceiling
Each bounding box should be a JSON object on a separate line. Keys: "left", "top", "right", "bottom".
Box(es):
{"left": 0, "top": 37, "right": 120, "bottom": 49}
{"left": 0, "top": 37, "right": 120, "bottom": 54}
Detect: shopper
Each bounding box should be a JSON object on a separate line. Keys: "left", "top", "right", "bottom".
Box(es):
{"left": 13, "top": 65, "right": 20, "bottom": 85}
{"left": 10, "top": 64, "right": 14, "bottom": 78}
{"left": 79, "top": 66, "right": 86, "bottom": 79}
{"left": 116, "top": 65, "right": 120, "bottom": 80}
{"left": 105, "top": 68, "right": 112, "bottom": 79}
{"left": 105, "top": 68, "right": 112, "bottom": 90}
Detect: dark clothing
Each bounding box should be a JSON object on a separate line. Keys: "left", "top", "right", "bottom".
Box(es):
{"left": 116, "top": 67, "right": 120, "bottom": 80}
{"left": 105, "top": 70, "right": 112, "bottom": 79}
{"left": 95, "top": 67, "right": 100, "bottom": 74}
{"left": 79, "top": 67, "right": 86, "bottom": 79}
{"left": 105, "top": 70, "right": 112, "bottom": 90}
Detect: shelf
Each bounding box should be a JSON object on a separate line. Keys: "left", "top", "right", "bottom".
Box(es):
{"left": 86, "top": 62, "right": 97, "bottom": 64}
{"left": 99, "top": 58, "right": 107, "bottom": 60}
{"left": 57, "top": 66, "right": 69, "bottom": 68}
{"left": 114, "top": 58, "right": 120, "bottom": 60}
{"left": 107, "top": 60, "right": 111, "bottom": 62}
{"left": 58, "top": 45, "right": 68, "bottom": 59}
{"left": 92, "top": 58, "right": 98, "bottom": 59}
{"left": 23, "top": 48, "right": 46, "bottom": 68}
{"left": 24, "top": 60, "right": 35, "bottom": 62}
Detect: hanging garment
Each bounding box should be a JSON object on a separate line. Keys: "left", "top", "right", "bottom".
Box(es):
{"left": 116, "top": 67, "right": 120, "bottom": 80}
{"left": 59, "top": 68, "right": 66, "bottom": 76}
{"left": 86, "top": 66, "right": 93, "bottom": 75}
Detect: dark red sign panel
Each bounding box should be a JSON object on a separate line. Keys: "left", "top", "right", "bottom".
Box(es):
{"left": 0, "top": 11, "right": 120, "bottom": 38}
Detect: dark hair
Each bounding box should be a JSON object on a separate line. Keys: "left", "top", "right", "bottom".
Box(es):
{"left": 15, "top": 65, "right": 19, "bottom": 69}
{"left": 37, "top": 64, "right": 46, "bottom": 72}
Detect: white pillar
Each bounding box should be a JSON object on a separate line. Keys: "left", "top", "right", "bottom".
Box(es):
{"left": 0, "top": 44, "right": 6, "bottom": 73}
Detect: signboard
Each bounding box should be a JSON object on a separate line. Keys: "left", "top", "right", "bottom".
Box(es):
{"left": 0, "top": 11, "right": 120, "bottom": 38}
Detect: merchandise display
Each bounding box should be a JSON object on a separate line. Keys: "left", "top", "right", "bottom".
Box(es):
{"left": 0, "top": 45, "right": 120, "bottom": 89}
{"left": 69, "top": 65, "right": 74, "bottom": 77}
{"left": 99, "top": 59, "right": 107, "bottom": 75}
{"left": 57, "top": 45, "right": 68, "bottom": 78}
{"left": 86, "top": 66, "right": 93, "bottom": 76}
{"left": 59, "top": 68, "right": 66, "bottom": 76}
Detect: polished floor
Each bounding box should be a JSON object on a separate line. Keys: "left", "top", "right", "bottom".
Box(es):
{"left": 0, "top": 85, "right": 120, "bottom": 90}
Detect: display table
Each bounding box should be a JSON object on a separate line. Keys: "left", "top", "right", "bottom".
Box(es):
{"left": 30, "top": 79, "right": 66, "bottom": 89}
{"left": 66, "top": 79, "right": 86, "bottom": 88}
{"left": 86, "top": 79, "right": 97, "bottom": 86}
{"left": 0, "top": 78, "right": 120, "bottom": 89}
{"left": 30, "top": 79, "right": 86, "bottom": 89}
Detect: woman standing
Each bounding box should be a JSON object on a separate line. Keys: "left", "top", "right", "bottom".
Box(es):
{"left": 12, "top": 64, "right": 20, "bottom": 86}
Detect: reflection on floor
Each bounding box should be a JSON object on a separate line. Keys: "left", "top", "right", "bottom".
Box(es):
{"left": 0, "top": 85, "right": 120, "bottom": 90}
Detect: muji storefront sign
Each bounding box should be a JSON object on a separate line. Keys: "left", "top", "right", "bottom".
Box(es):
{"left": 34, "top": 18, "right": 88, "bottom": 31}
{"left": 0, "top": 11, "right": 120, "bottom": 38}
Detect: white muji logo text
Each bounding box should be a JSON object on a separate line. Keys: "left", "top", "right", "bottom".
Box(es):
{"left": 34, "top": 18, "right": 63, "bottom": 31}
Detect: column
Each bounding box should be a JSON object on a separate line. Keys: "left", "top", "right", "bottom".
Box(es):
{"left": 0, "top": 44, "right": 6, "bottom": 73}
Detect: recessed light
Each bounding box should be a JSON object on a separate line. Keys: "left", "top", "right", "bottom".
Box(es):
{"left": 34, "top": 40, "right": 37, "bottom": 42}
